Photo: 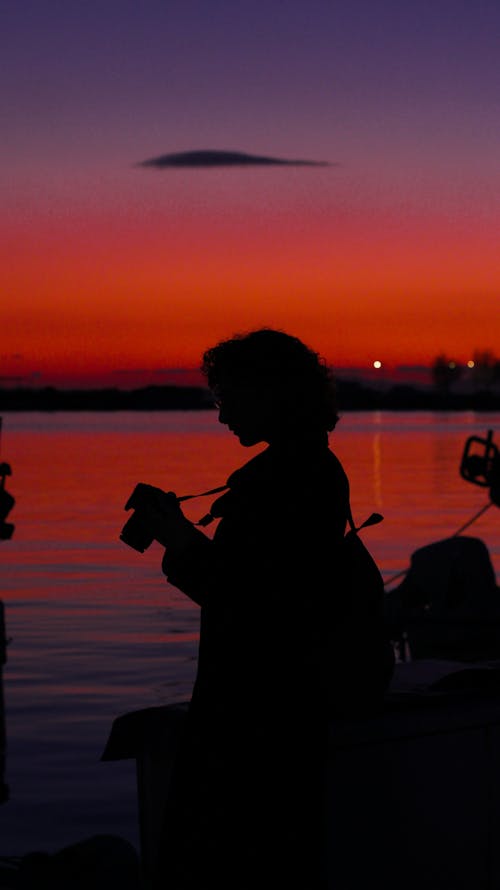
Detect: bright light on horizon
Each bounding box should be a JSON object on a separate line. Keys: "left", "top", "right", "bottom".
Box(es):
{"left": 373, "top": 360, "right": 382, "bottom": 369}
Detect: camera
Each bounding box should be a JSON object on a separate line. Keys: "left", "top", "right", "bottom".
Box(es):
{"left": 120, "top": 483, "right": 178, "bottom": 552}
{"left": 120, "top": 483, "right": 157, "bottom": 552}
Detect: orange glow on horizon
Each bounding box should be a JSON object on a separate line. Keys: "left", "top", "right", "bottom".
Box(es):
{"left": 2, "top": 193, "right": 499, "bottom": 385}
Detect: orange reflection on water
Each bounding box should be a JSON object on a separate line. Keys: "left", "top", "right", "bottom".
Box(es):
{"left": 2, "top": 409, "right": 498, "bottom": 602}
{"left": 0, "top": 409, "right": 499, "bottom": 856}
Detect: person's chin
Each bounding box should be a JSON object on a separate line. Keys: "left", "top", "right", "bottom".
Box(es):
{"left": 234, "top": 430, "right": 262, "bottom": 447}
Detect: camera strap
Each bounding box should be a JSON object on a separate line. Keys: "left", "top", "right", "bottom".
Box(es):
{"left": 180, "top": 487, "right": 386, "bottom": 531}
{"left": 178, "top": 484, "right": 228, "bottom": 503}
{"left": 177, "top": 484, "right": 229, "bottom": 527}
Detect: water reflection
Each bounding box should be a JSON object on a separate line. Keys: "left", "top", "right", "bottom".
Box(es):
{"left": 372, "top": 432, "right": 383, "bottom": 509}
{"left": 0, "top": 410, "right": 498, "bottom": 854}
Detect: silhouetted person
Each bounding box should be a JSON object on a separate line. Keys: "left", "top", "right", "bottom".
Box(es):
{"left": 139, "top": 329, "right": 392, "bottom": 889}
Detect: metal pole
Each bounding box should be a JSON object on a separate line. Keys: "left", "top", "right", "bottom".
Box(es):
{"left": 0, "top": 601, "right": 8, "bottom": 804}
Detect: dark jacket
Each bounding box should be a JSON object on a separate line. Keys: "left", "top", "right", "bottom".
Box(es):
{"left": 159, "top": 437, "right": 391, "bottom": 888}
{"left": 163, "top": 435, "right": 349, "bottom": 720}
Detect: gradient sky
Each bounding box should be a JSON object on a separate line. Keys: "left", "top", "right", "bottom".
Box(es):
{"left": 2, "top": 0, "right": 499, "bottom": 385}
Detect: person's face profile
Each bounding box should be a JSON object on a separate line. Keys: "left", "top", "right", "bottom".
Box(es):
{"left": 215, "top": 381, "right": 274, "bottom": 447}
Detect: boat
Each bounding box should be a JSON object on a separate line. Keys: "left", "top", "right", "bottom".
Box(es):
{"left": 385, "top": 429, "right": 500, "bottom": 661}
{"left": 0, "top": 602, "right": 8, "bottom": 808}
{"left": 0, "top": 424, "right": 14, "bottom": 807}
{"left": 102, "top": 656, "right": 500, "bottom": 889}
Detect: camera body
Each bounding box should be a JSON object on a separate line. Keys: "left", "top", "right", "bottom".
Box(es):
{"left": 120, "top": 483, "right": 157, "bottom": 552}
{"left": 120, "top": 483, "right": 179, "bottom": 552}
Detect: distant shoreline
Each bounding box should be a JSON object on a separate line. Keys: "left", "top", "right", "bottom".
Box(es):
{"left": 1, "top": 383, "right": 500, "bottom": 412}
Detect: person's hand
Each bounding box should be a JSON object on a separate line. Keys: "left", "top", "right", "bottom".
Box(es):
{"left": 140, "top": 486, "right": 193, "bottom": 549}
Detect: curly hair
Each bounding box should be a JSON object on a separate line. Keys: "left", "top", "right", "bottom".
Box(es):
{"left": 201, "top": 328, "right": 339, "bottom": 433}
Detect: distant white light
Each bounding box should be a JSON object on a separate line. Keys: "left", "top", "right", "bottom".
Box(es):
{"left": 467, "top": 360, "right": 475, "bottom": 369}
{"left": 373, "top": 360, "right": 382, "bottom": 369}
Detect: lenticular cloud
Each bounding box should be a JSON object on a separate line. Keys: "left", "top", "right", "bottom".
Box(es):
{"left": 137, "top": 149, "right": 331, "bottom": 169}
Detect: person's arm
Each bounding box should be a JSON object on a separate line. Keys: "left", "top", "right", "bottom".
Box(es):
{"left": 162, "top": 491, "right": 333, "bottom": 610}
{"left": 158, "top": 468, "right": 348, "bottom": 609}
{"left": 128, "top": 485, "right": 218, "bottom": 606}
{"left": 161, "top": 525, "right": 218, "bottom": 607}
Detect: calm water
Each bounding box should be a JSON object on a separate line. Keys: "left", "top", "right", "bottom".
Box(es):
{"left": 0, "top": 410, "right": 499, "bottom": 855}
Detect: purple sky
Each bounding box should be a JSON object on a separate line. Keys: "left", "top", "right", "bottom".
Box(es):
{"left": 4, "top": 1, "right": 498, "bottom": 180}
{"left": 2, "top": 0, "right": 499, "bottom": 384}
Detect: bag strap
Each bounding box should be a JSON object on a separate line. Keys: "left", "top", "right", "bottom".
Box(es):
{"left": 347, "top": 502, "right": 384, "bottom": 534}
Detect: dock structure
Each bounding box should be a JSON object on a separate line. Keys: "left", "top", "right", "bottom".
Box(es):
{"left": 103, "top": 661, "right": 500, "bottom": 890}
{"left": 0, "top": 602, "right": 8, "bottom": 805}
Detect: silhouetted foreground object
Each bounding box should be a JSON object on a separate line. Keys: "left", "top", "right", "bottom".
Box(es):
{"left": 103, "top": 705, "right": 188, "bottom": 888}
{"left": 104, "top": 664, "right": 500, "bottom": 890}
{"left": 0, "top": 602, "right": 8, "bottom": 805}
{"left": 0, "top": 418, "right": 14, "bottom": 806}
{"left": 386, "top": 536, "right": 500, "bottom": 661}
{"left": 460, "top": 428, "right": 500, "bottom": 506}
{"left": 5, "top": 835, "right": 140, "bottom": 889}
{"left": 120, "top": 329, "right": 394, "bottom": 889}
{"left": 0, "top": 463, "right": 15, "bottom": 541}
{"left": 386, "top": 429, "right": 500, "bottom": 660}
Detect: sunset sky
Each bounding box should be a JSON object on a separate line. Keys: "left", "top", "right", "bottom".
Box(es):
{"left": 2, "top": 0, "right": 499, "bottom": 386}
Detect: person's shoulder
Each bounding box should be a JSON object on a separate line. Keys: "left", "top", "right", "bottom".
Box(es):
{"left": 325, "top": 447, "right": 349, "bottom": 481}
{"left": 316, "top": 447, "right": 349, "bottom": 498}
{"left": 226, "top": 447, "right": 273, "bottom": 490}
{"left": 224, "top": 441, "right": 348, "bottom": 498}
{"left": 211, "top": 448, "right": 277, "bottom": 519}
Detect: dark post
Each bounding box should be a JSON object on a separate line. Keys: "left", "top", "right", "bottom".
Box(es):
{"left": 0, "top": 601, "right": 8, "bottom": 803}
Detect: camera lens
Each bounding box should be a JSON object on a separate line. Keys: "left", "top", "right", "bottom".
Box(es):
{"left": 120, "top": 510, "right": 154, "bottom": 552}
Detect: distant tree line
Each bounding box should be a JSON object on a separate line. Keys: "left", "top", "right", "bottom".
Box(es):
{"left": 432, "top": 350, "right": 500, "bottom": 393}
{"left": 0, "top": 385, "right": 212, "bottom": 412}
{"left": 2, "top": 370, "right": 500, "bottom": 412}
